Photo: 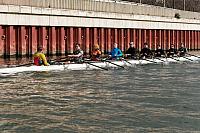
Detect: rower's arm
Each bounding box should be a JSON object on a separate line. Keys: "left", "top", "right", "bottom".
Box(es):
{"left": 118, "top": 49, "right": 123, "bottom": 57}
{"left": 40, "top": 54, "right": 49, "bottom": 66}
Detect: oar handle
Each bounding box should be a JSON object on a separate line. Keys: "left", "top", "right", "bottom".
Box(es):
{"left": 84, "top": 61, "right": 108, "bottom": 71}
{"left": 144, "top": 58, "right": 157, "bottom": 63}
{"left": 187, "top": 53, "right": 200, "bottom": 58}
{"left": 170, "top": 56, "right": 180, "bottom": 62}
{"left": 182, "top": 56, "right": 194, "bottom": 61}
{"left": 16, "top": 62, "right": 34, "bottom": 67}
{"left": 104, "top": 60, "right": 125, "bottom": 69}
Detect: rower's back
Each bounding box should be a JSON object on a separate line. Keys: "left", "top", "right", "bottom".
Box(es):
{"left": 167, "top": 44, "right": 177, "bottom": 57}
{"left": 33, "top": 46, "right": 49, "bottom": 66}
{"left": 178, "top": 43, "right": 187, "bottom": 57}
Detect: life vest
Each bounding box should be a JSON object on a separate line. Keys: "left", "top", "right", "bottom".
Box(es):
{"left": 33, "top": 52, "right": 47, "bottom": 66}
{"left": 33, "top": 56, "right": 43, "bottom": 66}
{"left": 91, "top": 50, "right": 101, "bottom": 61}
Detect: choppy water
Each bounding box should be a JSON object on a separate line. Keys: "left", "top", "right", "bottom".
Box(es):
{"left": 0, "top": 63, "right": 200, "bottom": 133}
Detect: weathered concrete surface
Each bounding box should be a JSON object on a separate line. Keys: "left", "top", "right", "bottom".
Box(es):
{"left": 0, "top": 5, "right": 199, "bottom": 30}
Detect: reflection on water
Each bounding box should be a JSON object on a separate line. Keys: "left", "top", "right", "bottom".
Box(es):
{"left": 0, "top": 63, "right": 200, "bottom": 132}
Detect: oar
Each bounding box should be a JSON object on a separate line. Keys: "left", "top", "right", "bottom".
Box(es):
{"left": 144, "top": 58, "right": 158, "bottom": 64}
{"left": 16, "top": 62, "right": 34, "bottom": 67}
{"left": 154, "top": 57, "right": 166, "bottom": 62}
{"left": 168, "top": 56, "right": 180, "bottom": 62}
{"left": 187, "top": 53, "right": 200, "bottom": 59}
{"left": 103, "top": 60, "right": 125, "bottom": 69}
{"left": 84, "top": 61, "right": 108, "bottom": 71}
{"left": 181, "top": 56, "right": 194, "bottom": 62}
{"left": 122, "top": 58, "right": 132, "bottom": 65}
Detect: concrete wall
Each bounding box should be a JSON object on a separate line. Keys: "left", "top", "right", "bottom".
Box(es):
{"left": 0, "top": 4, "right": 200, "bottom": 31}
{"left": 0, "top": 1, "right": 200, "bottom": 58}
{"left": 0, "top": 0, "right": 199, "bottom": 20}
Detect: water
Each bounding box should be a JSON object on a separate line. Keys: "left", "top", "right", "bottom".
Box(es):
{"left": 0, "top": 63, "right": 200, "bottom": 132}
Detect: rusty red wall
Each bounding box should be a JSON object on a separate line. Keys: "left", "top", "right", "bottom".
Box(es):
{"left": 0, "top": 25, "right": 199, "bottom": 58}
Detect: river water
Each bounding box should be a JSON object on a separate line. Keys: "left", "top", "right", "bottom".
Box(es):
{"left": 0, "top": 62, "right": 200, "bottom": 132}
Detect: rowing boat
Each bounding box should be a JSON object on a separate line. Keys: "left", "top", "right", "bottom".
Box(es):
{"left": 0, "top": 56, "right": 199, "bottom": 75}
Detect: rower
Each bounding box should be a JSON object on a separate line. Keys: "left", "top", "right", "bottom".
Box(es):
{"left": 109, "top": 43, "right": 123, "bottom": 60}
{"left": 68, "top": 43, "right": 84, "bottom": 63}
{"left": 125, "top": 42, "right": 138, "bottom": 59}
{"left": 167, "top": 44, "right": 178, "bottom": 57}
{"left": 140, "top": 43, "right": 153, "bottom": 59}
{"left": 91, "top": 44, "right": 101, "bottom": 61}
{"left": 33, "top": 46, "right": 49, "bottom": 66}
{"left": 154, "top": 45, "right": 165, "bottom": 58}
{"left": 178, "top": 43, "right": 188, "bottom": 57}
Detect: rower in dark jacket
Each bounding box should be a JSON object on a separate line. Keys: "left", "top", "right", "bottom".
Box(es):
{"left": 125, "top": 42, "right": 138, "bottom": 59}
{"left": 140, "top": 43, "right": 153, "bottom": 59}
{"left": 167, "top": 44, "right": 177, "bottom": 57}
{"left": 178, "top": 43, "right": 188, "bottom": 57}
{"left": 154, "top": 45, "right": 165, "bottom": 57}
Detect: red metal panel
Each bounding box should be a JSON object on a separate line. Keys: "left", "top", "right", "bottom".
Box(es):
{"left": 172, "top": 30, "right": 175, "bottom": 45}
{"left": 154, "top": 30, "right": 157, "bottom": 50}
{"left": 126, "top": 29, "right": 130, "bottom": 51}
{"left": 85, "top": 28, "right": 90, "bottom": 54}
{"left": 7, "top": 26, "right": 16, "bottom": 57}
{"left": 141, "top": 30, "right": 144, "bottom": 47}
{"left": 13, "top": 27, "right": 18, "bottom": 57}
{"left": 107, "top": 28, "right": 111, "bottom": 52}
{"left": 133, "top": 29, "right": 136, "bottom": 49}
{"left": 30, "top": 27, "right": 37, "bottom": 55}
{"left": 120, "top": 29, "right": 124, "bottom": 52}
{"left": 89, "top": 28, "right": 93, "bottom": 53}
{"left": 0, "top": 26, "right": 3, "bottom": 56}
{"left": 135, "top": 29, "right": 139, "bottom": 49}
{"left": 176, "top": 30, "right": 180, "bottom": 48}
{"left": 49, "top": 27, "right": 56, "bottom": 55}
{"left": 193, "top": 31, "right": 196, "bottom": 50}
{"left": 184, "top": 31, "right": 188, "bottom": 49}
{"left": 93, "top": 28, "right": 98, "bottom": 46}
{"left": 19, "top": 26, "right": 26, "bottom": 56}
{"left": 194, "top": 31, "right": 196, "bottom": 50}
{"left": 25, "top": 27, "right": 31, "bottom": 56}
{"left": 78, "top": 28, "right": 82, "bottom": 46}
{"left": 138, "top": 29, "right": 142, "bottom": 51}
{"left": 114, "top": 29, "right": 118, "bottom": 44}
{"left": 0, "top": 26, "right": 5, "bottom": 57}
{"left": 195, "top": 31, "right": 198, "bottom": 50}
{"left": 159, "top": 30, "right": 162, "bottom": 47}
{"left": 39, "top": 27, "right": 48, "bottom": 53}
{"left": 60, "top": 27, "right": 65, "bottom": 54}
{"left": 64, "top": 27, "right": 70, "bottom": 55}
{"left": 198, "top": 31, "right": 200, "bottom": 50}
{"left": 181, "top": 31, "right": 184, "bottom": 44}
{"left": 163, "top": 30, "right": 166, "bottom": 50}
{"left": 100, "top": 28, "right": 104, "bottom": 54}
{"left": 69, "top": 27, "right": 74, "bottom": 54}
{"left": 188, "top": 31, "right": 191, "bottom": 50}
{"left": 149, "top": 30, "right": 152, "bottom": 49}
{"left": 191, "top": 31, "right": 195, "bottom": 50}
{"left": 144, "top": 29, "right": 147, "bottom": 43}
{"left": 167, "top": 30, "right": 171, "bottom": 49}
{"left": 55, "top": 27, "right": 60, "bottom": 55}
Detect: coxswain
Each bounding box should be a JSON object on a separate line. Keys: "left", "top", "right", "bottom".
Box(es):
{"left": 68, "top": 43, "right": 84, "bottom": 63}
{"left": 140, "top": 43, "right": 153, "bottom": 59}
{"left": 154, "top": 45, "right": 165, "bottom": 58}
{"left": 167, "top": 44, "right": 177, "bottom": 57}
{"left": 110, "top": 43, "right": 123, "bottom": 60}
{"left": 91, "top": 44, "right": 101, "bottom": 61}
{"left": 178, "top": 43, "right": 188, "bottom": 57}
{"left": 33, "top": 46, "right": 49, "bottom": 66}
{"left": 125, "top": 42, "right": 138, "bottom": 59}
